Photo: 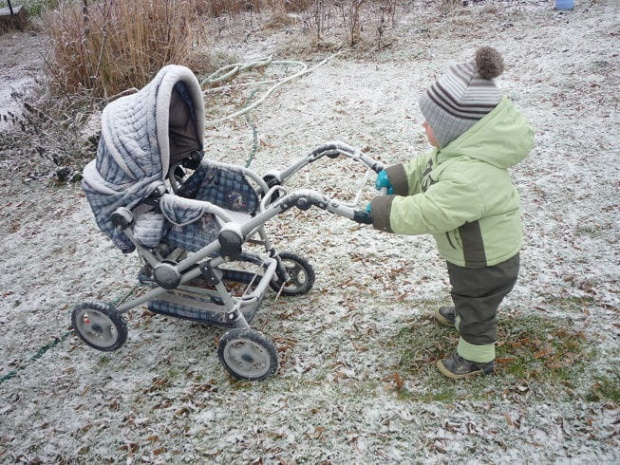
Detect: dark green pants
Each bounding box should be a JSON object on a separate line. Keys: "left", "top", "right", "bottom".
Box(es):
{"left": 447, "top": 254, "right": 520, "bottom": 346}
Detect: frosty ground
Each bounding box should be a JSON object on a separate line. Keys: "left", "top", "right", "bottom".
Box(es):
{"left": 0, "top": 0, "right": 618, "bottom": 463}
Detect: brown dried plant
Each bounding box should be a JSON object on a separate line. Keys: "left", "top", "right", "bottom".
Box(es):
{"left": 45, "top": 0, "right": 196, "bottom": 100}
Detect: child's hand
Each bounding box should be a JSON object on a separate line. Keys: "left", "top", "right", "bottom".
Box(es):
{"left": 353, "top": 209, "right": 372, "bottom": 224}
{"left": 375, "top": 170, "right": 394, "bottom": 194}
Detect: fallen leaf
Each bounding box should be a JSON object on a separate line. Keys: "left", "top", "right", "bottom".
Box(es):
{"left": 394, "top": 372, "right": 404, "bottom": 390}
{"left": 534, "top": 348, "right": 552, "bottom": 359}
{"left": 496, "top": 357, "right": 518, "bottom": 365}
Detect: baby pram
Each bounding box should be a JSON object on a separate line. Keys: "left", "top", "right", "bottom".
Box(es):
{"left": 74, "top": 65, "right": 383, "bottom": 381}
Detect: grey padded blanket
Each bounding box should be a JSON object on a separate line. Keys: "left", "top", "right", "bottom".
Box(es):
{"left": 82, "top": 65, "right": 205, "bottom": 252}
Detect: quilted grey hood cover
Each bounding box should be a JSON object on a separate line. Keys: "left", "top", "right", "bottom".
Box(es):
{"left": 82, "top": 65, "right": 205, "bottom": 251}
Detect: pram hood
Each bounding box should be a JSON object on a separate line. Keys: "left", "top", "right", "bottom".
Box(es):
{"left": 82, "top": 65, "right": 205, "bottom": 252}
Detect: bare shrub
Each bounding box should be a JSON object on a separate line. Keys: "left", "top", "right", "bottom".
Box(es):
{"left": 336, "top": 0, "right": 366, "bottom": 46}
{"left": 263, "top": 0, "right": 296, "bottom": 29}
{"left": 379, "top": 0, "right": 398, "bottom": 28}
{"left": 45, "top": 0, "right": 197, "bottom": 100}
{"left": 313, "top": 0, "right": 324, "bottom": 42}
{"left": 372, "top": 0, "right": 398, "bottom": 50}
{"left": 41, "top": 0, "right": 404, "bottom": 101}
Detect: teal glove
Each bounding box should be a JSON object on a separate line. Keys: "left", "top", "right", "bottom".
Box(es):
{"left": 375, "top": 170, "right": 394, "bottom": 194}
{"left": 353, "top": 209, "right": 372, "bottom": 224}
{"left": 366, "top": 202, "right": 372, "bottom": 213}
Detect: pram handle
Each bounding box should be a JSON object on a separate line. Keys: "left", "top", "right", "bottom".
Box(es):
{"left": 237, "top": 189, "right": 370, "bottom": 241}
{"left": 210, "top": 142, "right": 389, "bottom": 247}
{"left": 260, "top": 141, "right": 385, "bottom": 193}
{"left": 218, "top": 180, "right": 389, "bottom": 259}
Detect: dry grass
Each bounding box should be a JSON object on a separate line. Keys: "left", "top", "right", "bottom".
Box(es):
{"left": 44, "top": 0, "right": 197, "bottom": 100}
{"left": 41, "top": 0, "right": 402, "bottom": 103}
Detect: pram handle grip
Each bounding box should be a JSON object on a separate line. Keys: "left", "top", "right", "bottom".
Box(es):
{"left": 309, "top": 141, "right": 386, "bottom": 173}
{"left": 262, "top": 141, "right": 385, "bottom": 194}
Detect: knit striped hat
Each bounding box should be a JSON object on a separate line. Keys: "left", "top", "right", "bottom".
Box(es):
{"left": 419, "top": 47, "right": 505, "bottom": 148}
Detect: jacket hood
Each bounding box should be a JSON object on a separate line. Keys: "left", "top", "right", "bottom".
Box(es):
{"left": 439, "top": 97, "right": 534, "bottom": 169}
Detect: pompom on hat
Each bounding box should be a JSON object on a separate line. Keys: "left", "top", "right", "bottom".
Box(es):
{"left": 419, "top": 46, "right": 505, "bottom": 148}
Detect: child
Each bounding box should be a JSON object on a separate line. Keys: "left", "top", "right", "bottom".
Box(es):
{"left": 362, "top": 47, "right": 534, "bottom": 379}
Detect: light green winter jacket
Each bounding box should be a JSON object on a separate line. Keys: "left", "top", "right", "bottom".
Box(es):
{"left": 371, "top": 97, "right": 534, "bottom": 268}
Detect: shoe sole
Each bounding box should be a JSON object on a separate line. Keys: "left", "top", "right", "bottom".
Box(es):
{"left": 434, "top": 308, "right": 455, "bottom": 327}
{"left": 436, "top": 360, "right": 488, "bottom": 380}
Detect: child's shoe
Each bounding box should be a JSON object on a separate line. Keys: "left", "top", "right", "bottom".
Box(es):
{"left": 437, "top": 353, "right": 494, "bottom": 380}
{"left": 435, "top": 306, "right": 456, "bottom": 327}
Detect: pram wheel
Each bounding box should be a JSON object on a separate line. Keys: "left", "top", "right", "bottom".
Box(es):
{"left": 218, "top": 328, "right": 279, "bottom": 381}
{"left": 71, "top": 301, "right": 128, "bottom": 352}
{"left": 270, "top": 252, "right": 315, "bottom": 296}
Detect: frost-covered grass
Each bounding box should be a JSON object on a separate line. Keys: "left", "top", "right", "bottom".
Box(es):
{"left": 1, "top": 1, "right": 619, "bottom": 464}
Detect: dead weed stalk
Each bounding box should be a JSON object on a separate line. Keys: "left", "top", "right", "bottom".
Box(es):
{"left": 44, "top": 0, "right": 196, "bottom": 100}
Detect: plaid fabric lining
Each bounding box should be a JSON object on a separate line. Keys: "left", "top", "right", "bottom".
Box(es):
{"left": 177, "top": 160, "right": 259, "bottom": 213}
{"left": 163, "top": 210, "right": 219, "bottom": 252}
{"left": 148, "top": 297, "right": 229, "bottom": 324}
{"left": 147, "top": 297, "right": 258, "bottom": 325}
{"left": 148, "top": 268, "right": 263, "bottom": 323}
{"left": 162, "top": 160, "right": 260, "bottom": 252}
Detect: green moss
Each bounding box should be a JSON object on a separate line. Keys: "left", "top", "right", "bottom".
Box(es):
{"left": 586, "top": 375, "right": 620, "bottom": 403}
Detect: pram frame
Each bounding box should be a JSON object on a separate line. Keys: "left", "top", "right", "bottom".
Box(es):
{"left": 115, "top": 141, "right": 383, "bottom": 313}
{"left": 74, "top": 141, "right": 384, "bottom": 381}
